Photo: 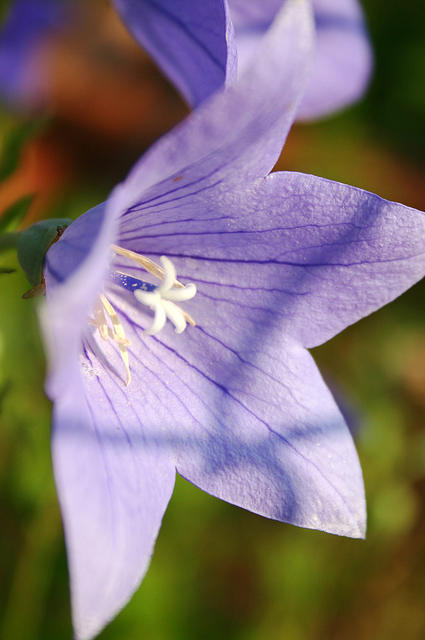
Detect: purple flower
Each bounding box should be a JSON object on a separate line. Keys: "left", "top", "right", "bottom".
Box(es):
{"left": 112, "top": 0, "right": 236, "bottom": 107}
{"left": 0, "top": 0, "right": 235, "bottom": 109}
{"left": 1, "top": 0, "right": 370, "bottom": 117}
{"left": 41, "top": 2, "right": 424, "bottom": 639}
{"left": 230, "top": 0, "right": 373, "bottom": 119}
{"left": 115, "top": 0, "right": 373, "bottom": 115}
{"left": 0, "top": 0, "right": 69, "bottom": 107}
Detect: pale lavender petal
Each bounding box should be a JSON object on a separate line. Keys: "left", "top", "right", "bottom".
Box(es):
{"left": 173, "top": 337, "right": 366, "bottom": 537}
{"left": 230, "top": 0, "right": 372, "bottom": 120}
{"left": 112, "top": 0, "right": 236, "bottom": 107}
{"left": 42, "top": 201, "right": 115, "bottom": 399}
{"left": 152, "top": 329, "right": 365, "bottom": 537}
{"left": 119, "top": 0, "right": 314, "bottom": 206}
{"left": 228, "top": 0, "right": 281, "bottom": 65}
{"left": 244, "top": 172, "right": 425, "bottom": 346}
{"left": 52, "top": 365, "right": 175, "bottom": 640}
{"left": 117, "top": 172, "right": 425, "bottom": 353}
{"left": 0, "top": 0, "right": 68, "bottom": 106}
{"left": 43, "top": 192, "right": 177, "bottom": 640}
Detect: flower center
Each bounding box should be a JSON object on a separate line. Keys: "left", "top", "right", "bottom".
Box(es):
{"left": 111, "top": 255, "right": 197, "bottom": 335}
{"left": 89, "top": 245, "right": 197, "bottom": 386}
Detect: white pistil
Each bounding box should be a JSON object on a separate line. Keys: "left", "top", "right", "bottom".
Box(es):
{"left": 133, "top": 256, "right": 197, "bottom": 335}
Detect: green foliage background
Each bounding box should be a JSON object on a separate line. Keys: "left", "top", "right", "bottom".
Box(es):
{"left": 0, "top": 1, "right": 424, "bottom": 639}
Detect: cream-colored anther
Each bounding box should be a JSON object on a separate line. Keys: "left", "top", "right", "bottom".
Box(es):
{"left": 111, "top": 244, "right": 185, "bottom": 288}
{"left": 100, "top": 294, "right": 131, "bottom": 386}
{"left": 92, "top": 300, "right": 109, "bottom": 341}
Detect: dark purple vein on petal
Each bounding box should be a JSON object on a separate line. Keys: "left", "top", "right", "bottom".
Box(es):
{"left": 151, "top": 336, "right": 359, "bottom": 521}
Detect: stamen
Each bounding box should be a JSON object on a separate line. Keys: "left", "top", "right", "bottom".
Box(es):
{"left": 111, "top": 244, "right": 184, "bottom": 288}
{"left": 91, "top": 246, "right": 197, "bottom": 386}
{"left": 93, "top": 300, "right": 109, "bottom": 341}
{"left": 110, "top": 271, "right": 156, "bottom": 293}
{"left": 100, "top": 294, "right": 131, "bottom": 386}
{"left": 111, "top": 247, "right": 197, "bottom": 336}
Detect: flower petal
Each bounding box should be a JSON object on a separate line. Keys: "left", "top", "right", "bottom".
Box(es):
{"left": 229, "top": 0, "right": 372, "bottom": 120}
{"left": 119, "top": 0, "right": 314, "bottom": 206}
{"left": 112, "top": 0, "right": 236, "bottom": 107}
{"left": 102, "top": 297, "right": 365, "bottom": 538}
{"left": 245, "top": 172, "right": 425, "bottom": 347}
{"left": 43, "top": 194, "right": 122, "bottom": 399}
{"left": 173, "top": 336, "right": 366, "bottom": 537}
{"left": 118, "top": 171, "right": 425, "bottom": 352}
{"left": 44, "top": 192, "right": 178, "bottom": 640}
{"left": 298, "top": 0, "right": 372, "bottom": 119}
{"left": 52, "top": 365, "right": 176, "bottom": 640}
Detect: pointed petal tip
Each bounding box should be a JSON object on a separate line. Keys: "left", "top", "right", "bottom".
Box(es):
{"left": 73, "top": 618, "right": 101, "bottom": 640}
{"left": 343, "top": 521, "right": 366, "bottom": 541}
{"left": 73, "top": 615, "right": 118, "bottom": 640}
{"left": 317, "top": 513, "right": 366, "bottom": 540}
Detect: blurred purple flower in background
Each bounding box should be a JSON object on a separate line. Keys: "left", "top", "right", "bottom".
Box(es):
{"left": 0, "top": 0, "right": 235, "bottom": 110}
{"left": 118, "top": 0, "right": 373, "bottom": 114}
{"left": 0, "top": 0, "right": 69, "bottom": 107}
{"left": 39, "top": 2, "right": 425, "bottom": 638}
{"left": 112, "top": 0, "right": 236, "bottom": 107}
{"left": 0, "top": 0, "right": 371, "bottom": 118}
{"left": 231, "top": 0, "right": 373, "bottom": 119}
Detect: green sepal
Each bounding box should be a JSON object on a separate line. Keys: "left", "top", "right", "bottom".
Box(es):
{"left": 17, "top": 218, "right": 72, "bottom": 288}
